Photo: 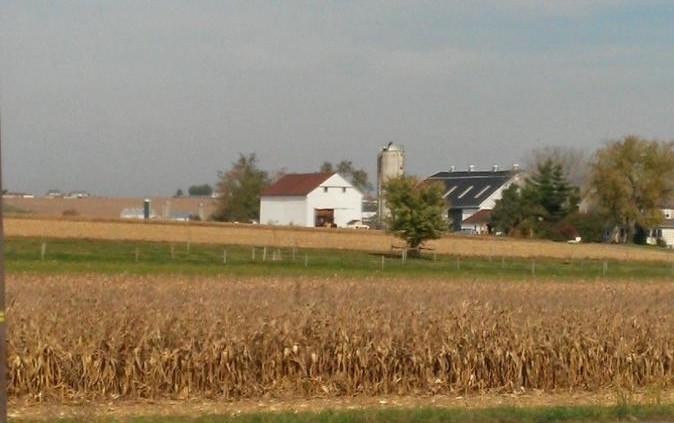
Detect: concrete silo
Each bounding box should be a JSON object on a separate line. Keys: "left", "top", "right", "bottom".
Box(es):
{"left": 377, "top": 142, "right": 405, "bottom": 226}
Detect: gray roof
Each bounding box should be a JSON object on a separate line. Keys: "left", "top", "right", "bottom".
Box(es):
{"left": 427, "top": 170, "right": 516, "bottom": 209}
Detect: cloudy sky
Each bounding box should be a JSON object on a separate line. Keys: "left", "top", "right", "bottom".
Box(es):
{"left": 2, "top": 1, "right": 674, "bottom": 196}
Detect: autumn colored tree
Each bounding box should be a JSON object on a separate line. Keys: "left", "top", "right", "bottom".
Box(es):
{"left": 589, "top": 136, "right": 674, "bottom": 243}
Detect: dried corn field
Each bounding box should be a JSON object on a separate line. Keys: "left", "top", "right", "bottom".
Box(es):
{"left": 7, "top": 274, "right": 674, "bottom": 402}
{"left": 7, "top": 216, "right": 674, "bottom": 262}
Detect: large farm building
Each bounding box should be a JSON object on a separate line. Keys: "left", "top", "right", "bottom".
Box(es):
{"left": 259, "top": 172, "right": 363, "bottom": 227}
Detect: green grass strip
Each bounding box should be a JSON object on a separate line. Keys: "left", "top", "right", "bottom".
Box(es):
{"left": 12, "top": 403, "right": 674, "bottom": 423}
{"left": 5, "top": 236, "right": 674, "bottom": 280}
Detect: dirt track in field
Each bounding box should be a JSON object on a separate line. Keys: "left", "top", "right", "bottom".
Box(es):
{"left": 9, "top": 389, "right": 674, "bottom": 421}
{"left": 5, "top": 216, "right": 674, "bottom": 262}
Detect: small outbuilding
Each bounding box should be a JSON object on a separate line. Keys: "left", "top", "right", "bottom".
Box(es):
{"left": 259, "top": 172, "right": 363, "bottom": 227}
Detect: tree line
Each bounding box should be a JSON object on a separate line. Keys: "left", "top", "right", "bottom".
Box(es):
{"left": 187, "top": 135, "right": 673, "bottom": 248}
{"left": 491, "top": 136, "right": 674, "bottom": 244}
{"left": 384, "top": 135, "right": 674, "bottom": 249}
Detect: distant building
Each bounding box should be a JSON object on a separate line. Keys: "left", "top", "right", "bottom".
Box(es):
{"left": 260, "top": 172, "right": 363, "bottom": 227}
{"left": 46, "top": 189, "right": 63, "bottom": 198}
{"left": 168, "top": 211, "right": 193, "bottom": 222}
{"left": 65, "top": 191, "right": 90, "bottom": 199}
{"left": 3, "top": 192, "right": 34, "bottom": 199}
{"left": 120, "top": 208, "right": 157, "bottom": 220}
{"left": 427, "top": 165, "right": 524, "bottom": 232}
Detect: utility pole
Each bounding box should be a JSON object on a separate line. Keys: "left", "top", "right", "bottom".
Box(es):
{"left": 0, "top": 113, "right": 7, "bottom": 421}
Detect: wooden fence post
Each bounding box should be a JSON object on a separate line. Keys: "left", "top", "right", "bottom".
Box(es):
{"left": 381, "top": 255, "right": 385, "bottom": 271}
{"left": 135, "top": 247, "right": 140, "bottom": 263}
{"left": 40, "top": 242, "right": 46, "bottom": 261}
{"left": 170, "top": 244, "right": 175, "bottom": 260}
{"left": 223, "top": 249, "right": 227, "bottom": 265}
{"left": 304, "top": 253, "right": 308, "bottom": 267}
{"left": 262, "top": 247, "right": 267, "bottom": 262}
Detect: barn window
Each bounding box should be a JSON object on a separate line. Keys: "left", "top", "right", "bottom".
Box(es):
{"left": 458, "top": 186, "right": 473, "bottom": 199}
{"left": 323, "top": 187, "right": 328, "bottom": 193}
{"left": 342, "top": 187, "right": 347, "bottom": 193}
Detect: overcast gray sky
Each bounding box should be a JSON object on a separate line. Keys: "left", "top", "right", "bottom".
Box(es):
{"left": 2, "top": 1, "right": 674, "bottom": 196}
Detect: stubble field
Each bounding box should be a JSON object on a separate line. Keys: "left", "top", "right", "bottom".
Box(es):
{"left": 6, "top": 216, "right": 674, "bottom": 262}
{"left": 7, "top": 273, "right": 674, "bottom": 403}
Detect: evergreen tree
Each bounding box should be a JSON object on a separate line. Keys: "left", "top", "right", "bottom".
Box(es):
{"left": 491, "top": 159, "right": 579, "bottom": 238}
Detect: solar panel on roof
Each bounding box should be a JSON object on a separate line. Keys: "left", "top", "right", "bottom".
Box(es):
{"left": 443, "top": 186, "right": 457, "bottom": 198}
{"left": 474, "top": 185, "right": 491, "bottom": 199}
{"left": 458, "top": 186, "right": 473, "bottom": 199}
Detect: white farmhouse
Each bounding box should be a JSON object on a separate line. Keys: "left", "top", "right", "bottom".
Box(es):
{"left": 260, "top": 172, "right": 363, "bottom": 227}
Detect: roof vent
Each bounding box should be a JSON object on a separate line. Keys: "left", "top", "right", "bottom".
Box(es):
{"left": 449, "top": 165, "right": 456, "bottom": 172}
{"left": 468, "top": 164, "right": 475, "bottom": 172}
{"left": 492, "top": 164, "right": 499, "bottom": 172}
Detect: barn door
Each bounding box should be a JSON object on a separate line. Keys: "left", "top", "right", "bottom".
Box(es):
{"left": 314, "top": 209, "right": 335, "bottom": 227}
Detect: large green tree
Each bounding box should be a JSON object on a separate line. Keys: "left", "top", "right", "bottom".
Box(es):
{"left": 319, "top": 160, "right": 372, "bottom": 193}
{"left": 490, "top": 184, "right": 532, "bottom": 236}
{"left": 212, "top": 154, "right": 269, "bottom": 223}
{"left": 384, "top": 176, "right": 448, "bottom": 251}
{"left": 589, "top": 136, "right": 674, "bottom": 242}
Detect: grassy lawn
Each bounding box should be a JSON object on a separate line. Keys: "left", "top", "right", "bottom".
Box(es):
{"left": 11, "top": 403, "right": 674, "bottom": 423}
{"left": 5, "top": 236, "right": 674, "bottom": 280}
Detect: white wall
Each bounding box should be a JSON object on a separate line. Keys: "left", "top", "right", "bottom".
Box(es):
{"left": 259, "top": 196, "right": 307, "bottom": 226}
{"left": 307, "top": 173, "right": 363, "bottom": 227}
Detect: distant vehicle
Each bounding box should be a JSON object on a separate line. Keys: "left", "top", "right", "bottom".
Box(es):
{"left": 346, "top": 219, "right": 369, "bottom": 229}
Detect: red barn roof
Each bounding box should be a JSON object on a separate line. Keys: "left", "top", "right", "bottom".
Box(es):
{"left": 261, "top": 173, "right": 334, "bottom": 196}
{"left": 462, "top": 209, "right": 492, "bottom": 224}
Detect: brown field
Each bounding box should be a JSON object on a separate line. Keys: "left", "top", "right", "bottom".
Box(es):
{"left": 4, "top": 196, "right": 217, "bottom": 219}
{"left": 8, "top": 274, "right": 674, "bottom": 402}
{"left": 6, "top": 215, "right": 674, "bottom": 262}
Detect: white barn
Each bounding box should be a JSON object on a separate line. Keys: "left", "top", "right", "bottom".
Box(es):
{"left": 260, "top": 173, "right": 363, "bottom": 227}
